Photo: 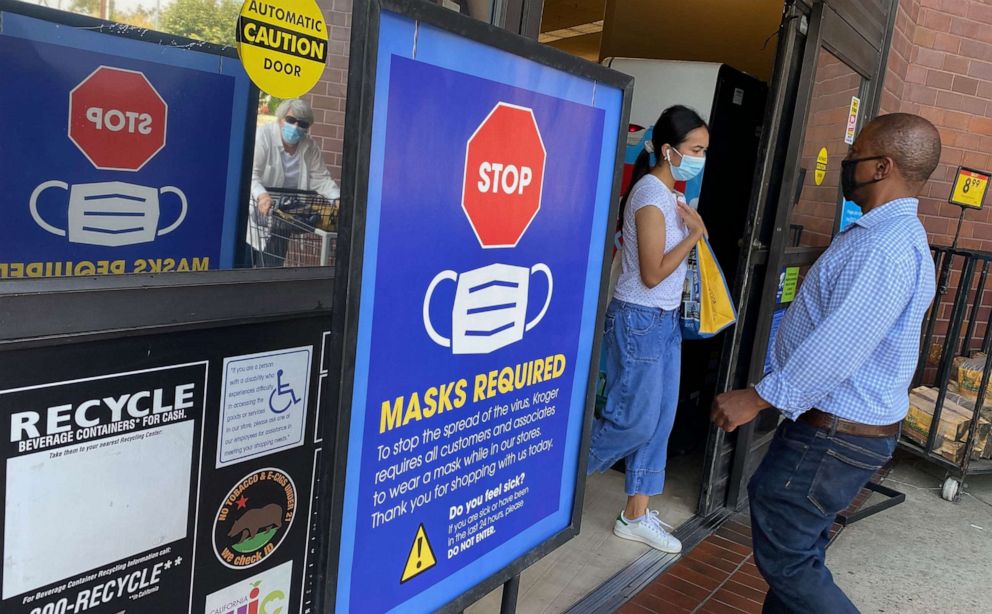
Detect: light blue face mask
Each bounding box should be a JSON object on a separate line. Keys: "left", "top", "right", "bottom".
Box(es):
{"left": 282, "top": 122, "right": 304, "bottom": 145}
{"left": 668, "top": 147, "right": 706, "bottom": 181}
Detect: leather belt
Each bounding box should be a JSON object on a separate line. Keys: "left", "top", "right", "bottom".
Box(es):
{"left": 798, "top": 408, "right": 900, "bottom": 438}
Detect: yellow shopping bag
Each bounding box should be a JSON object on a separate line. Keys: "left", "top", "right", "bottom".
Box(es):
{"left": 681, "top": 238, "right": 737, "bottom": 339}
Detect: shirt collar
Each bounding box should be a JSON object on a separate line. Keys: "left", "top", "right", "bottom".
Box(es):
{"left": 845, "top": 198, "right": 919, "bottom": 232}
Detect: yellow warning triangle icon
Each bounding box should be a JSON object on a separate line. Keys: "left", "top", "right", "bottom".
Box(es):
{"left": 401, "top": 523, "right": 437, "bottom": 583}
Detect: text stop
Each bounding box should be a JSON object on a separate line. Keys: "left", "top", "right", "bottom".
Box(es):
{"left": 477, "top": 162, "right": 533, "bottom": 195}
{"left": 85, "top": 107, "right": 154, "bottom": 134}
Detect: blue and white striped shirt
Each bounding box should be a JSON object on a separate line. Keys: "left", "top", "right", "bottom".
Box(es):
{"left": 756, "top": 198, "right": 936, "bottom": 425}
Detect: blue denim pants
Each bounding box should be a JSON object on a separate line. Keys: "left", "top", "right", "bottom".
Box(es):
{"left": 588, "top": 300, "right": 682, "bottom": 496}
{"left": 748, "top": 418, "right": 897, "bottom": 613}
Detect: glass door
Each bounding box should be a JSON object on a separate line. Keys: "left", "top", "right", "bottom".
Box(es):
{"left": 725, "top": 1, "right": 891, "bottom": 507}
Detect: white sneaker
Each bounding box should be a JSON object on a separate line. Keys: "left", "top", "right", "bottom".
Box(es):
{"left": 613, "top": 510, "right": 682, "bottom": 553}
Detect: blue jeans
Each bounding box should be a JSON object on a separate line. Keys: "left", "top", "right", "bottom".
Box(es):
{"left": 748, "top": 419, "right": 897, "bottom": 613}
{"left": 588, "top": 300, "right": 682, "bottom": 496}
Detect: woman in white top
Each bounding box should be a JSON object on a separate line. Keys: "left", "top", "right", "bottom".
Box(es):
{"left": 247, "top": 99, "right": 340, "bottom": 266}
{"left": 588, "top": 105, "right": 709, "bottom": 553}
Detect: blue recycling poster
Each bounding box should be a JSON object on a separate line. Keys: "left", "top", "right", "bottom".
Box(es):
{"left": 337, "top": 10, "right": 623, "bottom": 613}
{"left": 0, "top": 11, "right": 252, "bottom": 277}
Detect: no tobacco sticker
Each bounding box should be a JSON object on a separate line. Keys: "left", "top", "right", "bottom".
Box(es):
{"left": 237, "top": 0, "right": 327, "bottom": 98}
{"left": 214, "top": 467, "right": 297, "bottom": 569}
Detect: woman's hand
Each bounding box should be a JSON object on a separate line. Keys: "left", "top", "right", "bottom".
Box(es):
{"left": 258, "top": 192, "right": 273, "bottom": 216}
{"left": 677, "top": 202, "right": 707, "bottom": 239}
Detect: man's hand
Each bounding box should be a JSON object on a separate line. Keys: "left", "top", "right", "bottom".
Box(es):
{"left": 258, "top": 192, "right": 273, "bottom": 216}
{"left": 711, "top": 388, "right": 772, "bottom": 432}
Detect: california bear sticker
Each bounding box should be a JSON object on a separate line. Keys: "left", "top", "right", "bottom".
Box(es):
{"left": 214, "top": 467, "right": 297, "bottom": 569}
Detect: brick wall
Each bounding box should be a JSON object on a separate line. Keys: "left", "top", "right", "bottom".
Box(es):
{"left": 880, "top": 0, "right": 992, "bottom": 375}
{"left": 882, "top": 0, "right": 992, "bottom": 248}
{"left": 303, "top": 1, "right": 482, "bottom": 184}
{"left": 792, "top": 49, "right": 865, "bottom": 248}
{"left": 307, "top": 0, "right": 352, "bottom": 185}
{"left": 879, "top": 0, "right": 919, "bottom": 116}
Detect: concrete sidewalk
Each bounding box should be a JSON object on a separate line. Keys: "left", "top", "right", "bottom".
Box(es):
{"left": 830, "top": 455, "right": 992, "bottom": 613}
{"left": 620, "top": 452, "right": 992, "bottom": 614}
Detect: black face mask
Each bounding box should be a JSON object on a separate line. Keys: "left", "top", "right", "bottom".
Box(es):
{"left": 841, "top": 156, "right": 886, "bottom": 202}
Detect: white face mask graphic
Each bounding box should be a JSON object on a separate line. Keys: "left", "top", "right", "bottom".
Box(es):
{"left": 30, "top": 180, "right": 187, "bottom": 247}
{"left": 423, "top": 262, "right": 553, "bottom": 355}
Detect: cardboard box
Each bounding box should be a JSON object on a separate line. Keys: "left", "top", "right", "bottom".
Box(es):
{"left": 952, "top": 355, "right": 968, "bottom": 380}
{"left": 907, "top": 389, "right": 973, "bottom": 442}
{"left": 940, "top": 383, "right": 992, "bottom": 421}
{"left": 901, "top": 420, "right": 942, "bottom": 448}
{"left": 910, "top": 387, "right": 991, "bottom": 460}
{"left": 958, "top": 355, "right": 989, "bottom": 401}
{"left": 913, "top": 386, "right": 984, "bottom": 420}
{"left": 938, "top": 440, "right": 967, "bottom": 464}
{"left": 913, "top": 387, "right": 991, "bottom": 434}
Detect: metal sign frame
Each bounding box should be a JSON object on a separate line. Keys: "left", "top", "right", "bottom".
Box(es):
{"left": 948, "top": 166, "right": 991, "bottom": 210}
{"left": 321, "top": 1, "right": 632, "bottom": 611}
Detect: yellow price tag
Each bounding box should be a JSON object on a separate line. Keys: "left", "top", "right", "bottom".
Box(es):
{"left": 950, "top": 167, "right": 990, "bottom": 209}
{"left": 237, "top": 0, "right": 328, "bottom": 99}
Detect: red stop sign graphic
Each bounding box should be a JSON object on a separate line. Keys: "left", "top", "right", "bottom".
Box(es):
{"left": 69, "top": 66, "right": 168, "bottom": 172}
{"left": 462, "top": 103, "right": 546, "bottom": 248}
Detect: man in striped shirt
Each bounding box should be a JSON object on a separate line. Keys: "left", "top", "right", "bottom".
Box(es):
{"left": 712, "top": 113, "right": 941, "bottom": 613}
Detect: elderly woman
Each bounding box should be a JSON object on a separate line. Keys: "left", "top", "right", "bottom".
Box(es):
{"left": 247, "top": 98, "right": 340, "bottom": 266}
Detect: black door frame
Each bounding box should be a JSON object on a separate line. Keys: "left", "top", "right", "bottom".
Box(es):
{"left": 720, "top": 0, "right": 900, "bottom": 510}
{"left": 697, "top": 0, "right": 812, "bottom": 516}
{"left": 494, "top": 0, "right": 545, "bottom": 38}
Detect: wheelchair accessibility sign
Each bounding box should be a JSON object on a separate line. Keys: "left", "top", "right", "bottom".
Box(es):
{"left": 270, "top": 368, "right": 303, "bottom": 413}
{"left": 218, "top": 346, "right": 313, "bottom": 468}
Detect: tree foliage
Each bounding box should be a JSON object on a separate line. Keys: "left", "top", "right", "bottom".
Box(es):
{"left": 68, "top": 0, "right": 101, "bottom": 16}
{"left": 116, "top": 7, "right": 156, "bottom": 29}
{"left": 160, "top": 0, "right": 241, "bottom": 47}
{"left": 68, "top": 0, "right": 163, "bottom": 31}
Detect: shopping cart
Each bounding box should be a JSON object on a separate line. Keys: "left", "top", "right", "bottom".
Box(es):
{"left": 247, "top": 188, "right": 338, "bottom": 268}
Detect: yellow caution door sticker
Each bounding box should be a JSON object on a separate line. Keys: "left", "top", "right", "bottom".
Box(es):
{"left": 237, "top": 0, "right": 327, "bottom": 98}
{"left": 814, "top": 147, "right": 828, "bottom": 186}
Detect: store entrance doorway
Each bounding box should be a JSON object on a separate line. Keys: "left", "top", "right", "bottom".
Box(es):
{"left": 467, "top": 0, "right": 900, "bottom": 611}
{"left": 725, "top": 0, "right": 895, "bottom": 510}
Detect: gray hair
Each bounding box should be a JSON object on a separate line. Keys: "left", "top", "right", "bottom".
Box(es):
{"left": 276, "top": 99, "right": 315, "bottom": 124}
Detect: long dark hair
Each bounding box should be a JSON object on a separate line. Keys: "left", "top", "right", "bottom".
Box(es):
{"left": 618, "top": 105, "right": 707, "bottom": 225}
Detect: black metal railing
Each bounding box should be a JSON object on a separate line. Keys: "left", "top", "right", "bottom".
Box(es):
{"left": 908, "top": 246, "right": 992, "bottom": 479}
